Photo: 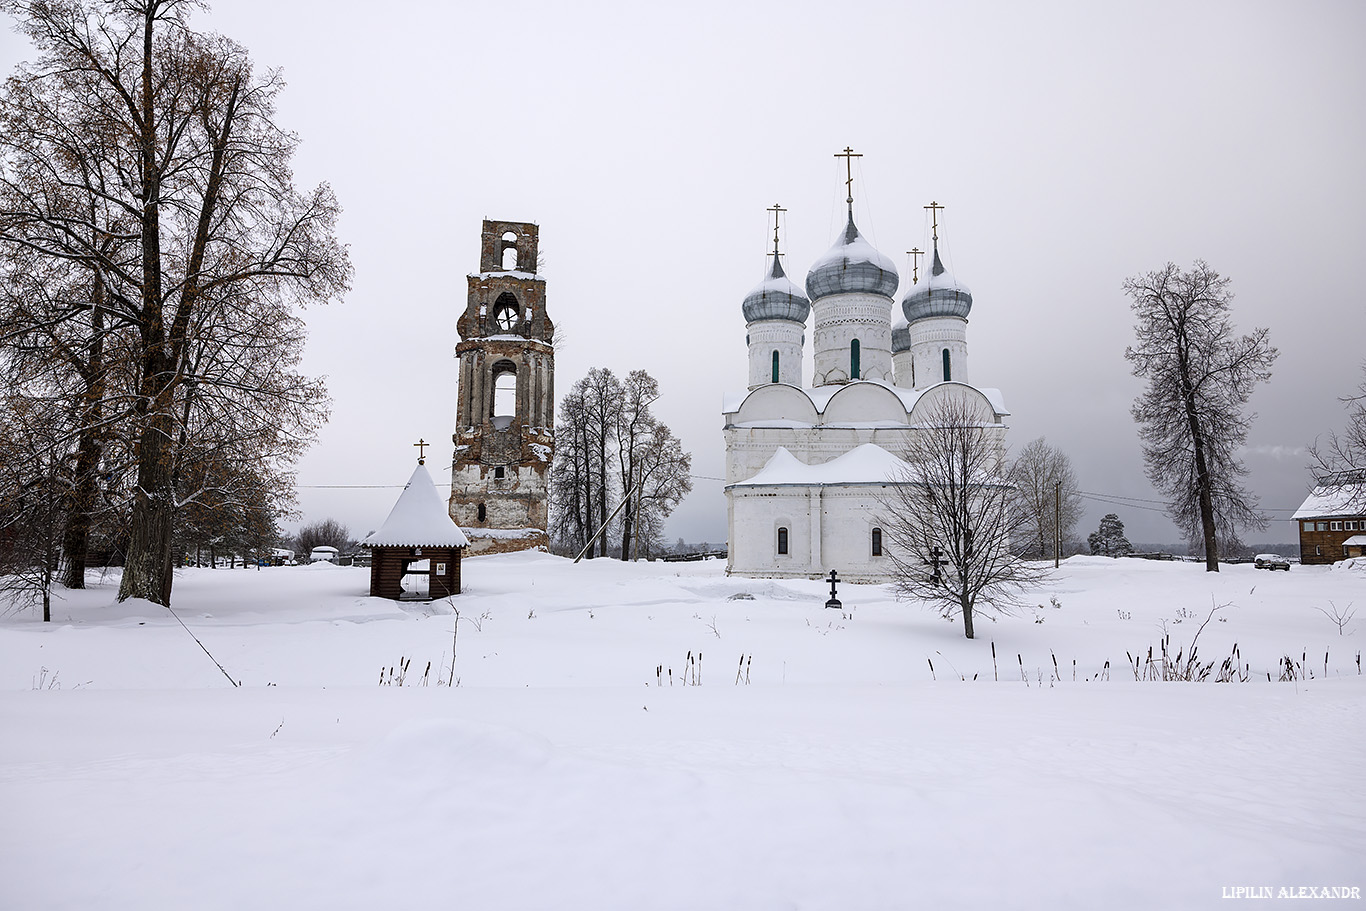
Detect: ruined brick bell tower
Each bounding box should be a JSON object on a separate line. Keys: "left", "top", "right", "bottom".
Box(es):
{"left": 449, "top": 220, "right": 554, "bottom": 554}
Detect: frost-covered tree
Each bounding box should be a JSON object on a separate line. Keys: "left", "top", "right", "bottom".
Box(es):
{"left": 882, "top": 395, "right": 1047, "bottom": 639}
{"left": 1124, "top": 262, "right": 1277, "bottom": 572}
{"left": 1009, "top": 437, "right": 1083, "bottom": 559}
{"left": 1087, "top": 514, "right": 1132, "bottom": 557}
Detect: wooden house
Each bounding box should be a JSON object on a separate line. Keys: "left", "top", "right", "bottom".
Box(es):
{"left": 364, "top": 463, "right": 470, "bottom": 600}
{"left": 1293, "top": 470, "right": 1366, "bottom": 565}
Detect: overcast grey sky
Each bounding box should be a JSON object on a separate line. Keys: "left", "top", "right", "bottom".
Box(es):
{"left": 4, "top": 0, "right": 1363, "bottom": 547}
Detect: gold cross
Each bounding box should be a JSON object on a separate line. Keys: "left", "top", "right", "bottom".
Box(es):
{"left": 767, "top": 203, "right": 787, "bottom": 257}
{"left": 834, "top": 146, "right": 862, "bottom": 209}
{"left": 925, "top": 201, "right": 944, "bottom": 242}
{"left": 907, "top": 247, "right": 924, "bottom": 284}
{"left": 413, "top": 438, "right": 428, "bottom": 464}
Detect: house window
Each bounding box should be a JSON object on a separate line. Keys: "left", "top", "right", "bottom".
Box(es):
{"left": 942, "top": 348, "right": 952, "bottom": 382}
{"left": 851, "top": 339, "right": 860, "bottom": 380}
{"left": 777, "top": 527, "right": 788, "bottom": 555}
{"left": 1331, "top": 521, "right": 1343, "bottom": 531}
{"left": 772, "top": 350, "right": 780, "bottom": 383}
{"left": 872, "top": 527, "right": 883, "bottom": 557}
{"left": 1347, "top": 520, "right": 1359, "bottom": 531}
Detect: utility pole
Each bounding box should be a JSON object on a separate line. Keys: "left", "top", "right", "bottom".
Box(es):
{"left": 1054, "top": 481, "right": 1061, "bottom": 569}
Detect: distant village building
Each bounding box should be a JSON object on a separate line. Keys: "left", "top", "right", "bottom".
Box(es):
{"left": 365, "top": 461, "right": 469, "bottom": 600}
{"left": 1293, "top": 469, "right": 1366, "bottom": 564}
{"left": 449, "top": 219, "right": 554, "bottom": 555}
{"left": 308, "top": 546, "right": 338, "bottom": 564}
{"left": 724, "top": 160, "right": 1009, "bottom": 581}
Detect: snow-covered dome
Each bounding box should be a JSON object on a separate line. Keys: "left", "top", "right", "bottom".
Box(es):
{"left": 891, "top": 315, "right": 911, "bottom": 353}
{"left": 742, "top": 254, "right": 810, "bottom": 323}
{"left": 902, "top": 245, "right": 972, "bottom": 322}
{"left": 805, "top": 214, "right": 899, "bottom": 301}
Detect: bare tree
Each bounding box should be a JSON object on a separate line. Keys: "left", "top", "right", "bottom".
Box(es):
{"left": 0, "top": 1, "right": 350, "bottom": 604}
{"left": 882, "top": 395, "right": 1047, "bottom": 639}
{"left": 1009, "top": 437, "right": 1083, "bottom": 559}
{"left": 1308, "top": 362, "right": 1366, "bottom": 506}
{"left": 0, "top": 395, "right": 67, "bottom": 621}
{"left": 550, "top": 369, "right": 620, "bottom": 557}
{"left": 1124, "top": 262, "right": 1277, "bottom": 571}
{"left": 296, "top": 518, "right": 348, "bottom": 556}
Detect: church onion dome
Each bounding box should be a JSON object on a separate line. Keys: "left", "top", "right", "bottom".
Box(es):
{"left": 891, "top": 315, "right": 911, "bottom": 353}
{"left": 742, "top": 254, "right": 811, "bottom": 323}
{"left": 805, "top": 213, "right": 900, "bottom": 301}
{"left": 902, "top": 245, "right": 973, "bottom": 322}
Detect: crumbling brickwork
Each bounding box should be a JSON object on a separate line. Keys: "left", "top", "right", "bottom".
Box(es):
{"left": 450, "top": 220, "right": 554, "bottom": 554}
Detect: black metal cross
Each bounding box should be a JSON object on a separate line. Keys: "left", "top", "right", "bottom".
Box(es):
{"left": 413, "top": 438, "right": 428, "bottom": 465}
{"left": 825, "top": 569, "right": 842, "bottom": 610}
{"left": 924, "top": 547, "right": 948, "bottom": 586}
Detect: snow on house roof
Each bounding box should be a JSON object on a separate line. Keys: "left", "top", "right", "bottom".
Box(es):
{"left": 728, "top": 443, "right": 913, "bottom": 489}
{"left": 364, "top": 464, "right": 471, "bottom": 549}
{"left": 1342, "top": 535, "right": 1366, "bottom": 547}
{"left": 1292, "top": 482, "right": 1366, "bottom": 519}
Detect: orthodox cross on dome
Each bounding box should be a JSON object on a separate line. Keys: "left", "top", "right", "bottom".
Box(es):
{"left": 907, "top": 247, "right": 924, "bottom": 284}
{"left": 925, "top": 200, "right": 945, "bottom": 244}
{"left": 767, "top": 203, "right": 787, "bottom": 258}
{"left": 413, "top": 438, "right": 428, "bottom": 465}
{"left": 834, "top": 147, "right": 862, "bottom": 216}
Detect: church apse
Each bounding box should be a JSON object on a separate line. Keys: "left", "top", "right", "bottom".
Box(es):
{"left": 450, "top": 219, "right": 555, "bottom": 554}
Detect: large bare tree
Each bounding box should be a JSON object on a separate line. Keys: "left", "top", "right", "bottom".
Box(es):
{"left": 0, "top": 0, "right": 350, "bottom": 603}
{"left": 1009, "top": 436, "right": 1083, "bottom": 559}
{"left": 1308, "top": 362, "right": 1366, "bottom": 506}
{"left": 1124, "top": 262, "right": 1276, "bottom": 571}
{"left": 882, "top": 394, "right": 1046, "bottom": 639}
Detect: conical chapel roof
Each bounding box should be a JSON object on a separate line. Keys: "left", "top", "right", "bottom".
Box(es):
{"left": 364, "top": 464, "right": 470, "bottom": 548}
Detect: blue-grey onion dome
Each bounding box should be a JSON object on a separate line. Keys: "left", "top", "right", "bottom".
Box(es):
{"left": 805, "top": 213, "right": 900, "bottom": 301}
{"left": 902, "top": 245, "right": 972, "bottom": 322}
{"left": 891, "top": 316, "right": 911, "bottom": 353}
{"left": 742, "top": 254, "right": 811, "bottom": 323}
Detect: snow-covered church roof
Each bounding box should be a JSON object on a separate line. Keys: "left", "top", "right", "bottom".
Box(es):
{"left": 742, "top": 253, "right": 811, "bottom": 323}
{"left": 728, "top": 443, "right": 912, "bottom": 489}
{"left": 902, "top": 243, "right": 972, "bottom": 323}
{"left": 805, "top": 213, "right": 899, "bottom": 301}
{"left": 364, "top": 464, "right": 471, "bottom": 548}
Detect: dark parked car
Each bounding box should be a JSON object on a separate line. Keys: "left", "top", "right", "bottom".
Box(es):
{"left": 1254, "top": 554, "right": 1291, "bottom": 571}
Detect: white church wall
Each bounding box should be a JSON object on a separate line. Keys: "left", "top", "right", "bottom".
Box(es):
{"left": 727, "top": 484, "right": 898, "bottom": 581}
{"left": 908, "top": 316, "right": 969, "bottom": 388}
{"left": 746, "top": 319, "right": 805, "bottom": 389}
{"left": 822, "top": 383, "right": 911, "bottom": 425}
{"left": 812, "top": 292, "right": 894, "bottom": 384}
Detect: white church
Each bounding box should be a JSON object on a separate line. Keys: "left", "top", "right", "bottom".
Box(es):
{"left": 724, "top": 183, "right": 1009, "bottom": 582}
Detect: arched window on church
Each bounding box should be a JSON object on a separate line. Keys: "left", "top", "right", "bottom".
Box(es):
{"left": 491, "top": 361, "right": 517, "bottom": 429}
{"left": 942, "top": 348, "right": 952, "bottom": 382}
{"left": 777, "top": 527, "right": 789, "bottom": 555}
{"left": 871, "top": 527, "right": 883, "bottom": 557}
{"left": 477, "top": 503, "right": 486, "bottom": 523}
{"left": 772, "top": 350, "right": 780, "bottom": 383}
{"left": 851, "top": 339, "right": 860, "bottom": 380}
{"left": 501, "top": 231, "right": 518, "bottom": 270}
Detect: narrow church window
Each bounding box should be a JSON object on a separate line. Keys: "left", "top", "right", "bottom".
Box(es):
{"left": 851, "top": 339, "right": 860, "bottom": 380}
{"left": 942, "top": 348, "right": 952, "bottom": 382}
{"left": 494, "top": 466, "right": 505, "bottom": 479}
{"left": 772, "top": 350, "right": 780, "bottom": 383}
{"left": 872, "top": 527, "right": 883, "bottom": 557}
{"left": 477, "top": 503, "right": 486, "bottom": 523}
{"left": 777, "top": 527, "right": 789, "bottom": 555}
{"left": 501, "top": 231, "right": 519, "bottom": 270}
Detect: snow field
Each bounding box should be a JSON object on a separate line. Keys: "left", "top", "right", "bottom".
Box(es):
{"left": 1, "top": 552, "right": 1363, "bottom": 910}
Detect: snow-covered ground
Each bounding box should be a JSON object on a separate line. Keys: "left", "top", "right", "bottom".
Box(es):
{"left": 2, "top": 553, "right": 1363, "bottom": 910}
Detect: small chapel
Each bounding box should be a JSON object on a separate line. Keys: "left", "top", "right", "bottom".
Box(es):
{"left": 724, "top": 151, "right": 1010, "bottom": 581}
